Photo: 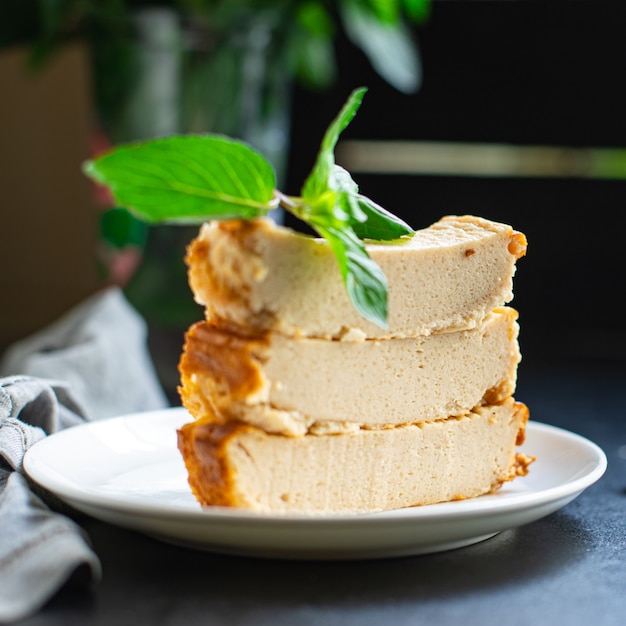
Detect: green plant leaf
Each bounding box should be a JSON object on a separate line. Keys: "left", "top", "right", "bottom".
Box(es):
{"left": 327, "top": 164, "right": 414, "bottom": 239}
{"left": 360, "top": 0, "right": 401, "bottom": 24}
{"left": 403, "top": 0, "right": 432, "bottom": 22}
{"left": 340, "top": 1, "right": 422, "bottom": 94}
{"left": 327, "top": 165, "right": 367, "bottom": 223}
{"left": 296, "top": 1, "right": 335, "bottom": 36}
{"left": 291, "top": 30, "right": 337, "bottom": 90}
{"left": 300, "top": 90, "right": 412, "bottom": 239}
{"left": 84, "top": 135, "right": 277, "bottom": 224}
{"left": 352, "top": 195, "right": 414, "bottom": 240}
{"left": 313, "top": 222, "right": 389, "bottom": 329}
{"left": 302, "top": 87, "right": 367, "bottom": 200}
{"left": 82, "top": 87, "right": 413, "bottom": 329}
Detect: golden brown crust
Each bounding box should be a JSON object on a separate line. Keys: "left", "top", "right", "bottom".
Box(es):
{"left": 178, "top": 321, "right": 270, "bottom": 424}
{"left": 185, "top": 219, "right": 276, "bottom": 330}
{"left": 508, "top": 232, "right": 528, "bottom": 259}
{"left": 512, "top": 453, "right": 536, "bottom": 477}
{"left": 177, "top": 417, "right": 248, "bottom": 507}
{"left": 514, "top": 400, "right": 531, "bottom": 445}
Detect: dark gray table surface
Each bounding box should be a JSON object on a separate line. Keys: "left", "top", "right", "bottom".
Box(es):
{"left": 18, "top": 359, "right": 626, "bottom": 626}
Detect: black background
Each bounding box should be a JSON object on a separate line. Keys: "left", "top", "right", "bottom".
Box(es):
{"left": 285, "top": 1, "right": 626, "bottom": 365}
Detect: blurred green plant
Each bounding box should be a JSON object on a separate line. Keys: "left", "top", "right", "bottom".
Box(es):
{"left": 0, "top": 1, "right": 431, "bottom": 332}
{"left": 0, "top": 0, "right": 430, "bottom": 96}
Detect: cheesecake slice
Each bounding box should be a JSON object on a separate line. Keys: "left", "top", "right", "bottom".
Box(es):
{"left": 179, "top": 307, "right": 521, "bottom": 436}
{"left": 177, "top": 213, "right": 533, "bottom": 514}
{"left": 186, "top": 214, "right": 527, "bottom": 339}
{"left": 177, "top": 397, "right": 532, "bottom": 514}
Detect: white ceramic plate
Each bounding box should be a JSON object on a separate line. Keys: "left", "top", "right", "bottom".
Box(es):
{"left": 23, "top": 407, "right": 607, "bottom": 560}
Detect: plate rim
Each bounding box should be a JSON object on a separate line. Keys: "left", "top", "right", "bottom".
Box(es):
{"left": 23, "top": 407, "right": 608, "bottom": 526}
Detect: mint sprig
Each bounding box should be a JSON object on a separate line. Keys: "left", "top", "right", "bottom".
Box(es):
{"left": 83, "top": 87, "right": 414, "bottom": 329}
{"left": 84, "top": 135, "right": 277, "bottom": 223}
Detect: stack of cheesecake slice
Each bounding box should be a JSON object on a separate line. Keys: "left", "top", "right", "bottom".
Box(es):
{"left": 176, "top": 214, "right": 534, "bottom": 513}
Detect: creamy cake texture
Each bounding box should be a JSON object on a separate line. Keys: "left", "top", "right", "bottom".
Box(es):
{"left": 177, "top": 215, "right": 533, "bottom": 514}
{"left": 179, "top": 307, "right": 521, "bottom": 436}
{"left": 178, "top": 398, "right": 531, "bottom": 513}
{"left": 186, "top": 214, "right": 527, "bottom": 339}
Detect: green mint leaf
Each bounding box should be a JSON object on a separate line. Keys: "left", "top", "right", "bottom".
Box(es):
{"left": 352, "top": 195, "right": 414, "bottom": 240}
{"left": 302, "top": 87, "right": 367, "bottom": 199}
{"left": 312, "top": 221, "right": 389, "bottom": 329}
{"left": 328, "top": 165, "right": 414, "bottom": 239}
{"left": 81, "top": 87, "right": 412, "bottom": 329}
{"left": 328, "top": 165, "right": 367, "bottom": 223}
{"left": 83, "top": 135, "right": 277, "bottom": 224}
{"left": 292, "top": 86, "right": 413, "bottom": 327}
{"left": 300, "top": 90, "right": 413, "bottom": 241}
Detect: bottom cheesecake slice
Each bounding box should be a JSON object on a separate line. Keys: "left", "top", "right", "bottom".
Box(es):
{"left": 177, "top": 397, "right": 533, "bottom": 514}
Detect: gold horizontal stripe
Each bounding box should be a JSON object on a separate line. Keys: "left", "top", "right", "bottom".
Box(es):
{"left": 336, "top": 140, "right": 626, "bottom": 179}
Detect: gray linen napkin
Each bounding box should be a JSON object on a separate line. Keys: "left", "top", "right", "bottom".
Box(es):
{"left": 0, "top": 377, "right": 101, "bottom": 623}
{"left": 0, "top": 286, "right": 169, "bottom": 420}
{"left": 0, "top": 286, "right": 170, "bottom": 623}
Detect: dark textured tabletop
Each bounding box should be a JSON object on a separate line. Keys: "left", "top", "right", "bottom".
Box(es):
{"left": 17, "top": 358, "right": 626, "bottom": 626}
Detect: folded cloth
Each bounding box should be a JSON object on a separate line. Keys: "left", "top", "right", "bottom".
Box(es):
{"left": 0, "top": 376, "right": 102, "bottom": 623}
{"left": 0, "top": 287, "right": 170, "bottom": 622}
{"left": 0, "top": 286, "right": 169, "bottom": 419}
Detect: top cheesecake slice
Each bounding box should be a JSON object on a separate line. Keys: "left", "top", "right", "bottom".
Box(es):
{"left": 186, "top": 214, "right": 527, "bottom": 339}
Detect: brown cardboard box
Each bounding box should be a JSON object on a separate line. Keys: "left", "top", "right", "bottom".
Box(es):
{"left": 0, "top": 43, "right": 102, "bottom": 351}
